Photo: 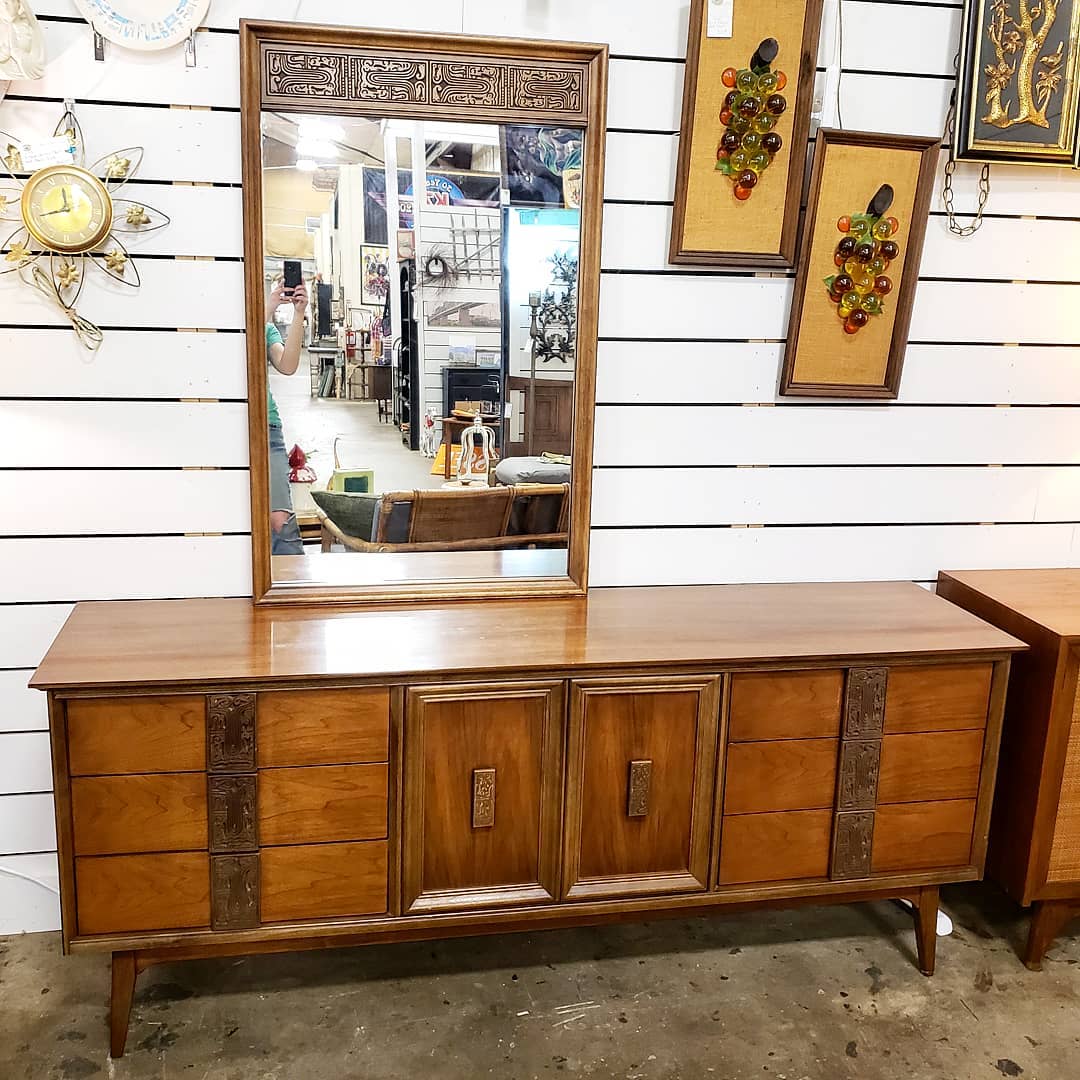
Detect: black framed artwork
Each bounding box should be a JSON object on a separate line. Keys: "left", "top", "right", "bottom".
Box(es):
{"left": 955, "top": 0, "right": 1080, "bottom": 165}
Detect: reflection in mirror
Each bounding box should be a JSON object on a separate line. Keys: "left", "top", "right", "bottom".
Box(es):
{"left": 261, "top": 110, "right": 584, "bottom": 588}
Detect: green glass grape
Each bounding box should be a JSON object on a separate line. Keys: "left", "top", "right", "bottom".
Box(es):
{"left": 753, "top": 112, "right": 776, "bottom": 133}
{"left": 742, "top": 132, "right": 762, "bottom": 151}
{"left": 736, "top": 69, "right": 756, "bottom": 92}
{"left": 730, "top": 148, "right": 750, "bottom": 171}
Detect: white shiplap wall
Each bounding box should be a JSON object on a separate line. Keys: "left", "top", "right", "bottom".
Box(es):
{"left": 1, "top": 0, "right": 1078, "bottom": 934}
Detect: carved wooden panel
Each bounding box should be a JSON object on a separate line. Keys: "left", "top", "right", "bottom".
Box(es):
{"left": 831, "top": 811, "right": 875, "bottom": 880}
{"left": 207, "top": 694, "right": 256, "bottom": 772}
{"left": 261, "top": 44, "right": 589, "bottom": 123}
{"left": 838, "top": 740, "right": 882, "bottom": 812}
{"left": 211, "top": 853, "right": 260, "bottom": 931}
{"left": 844, "top": 669, "right": 888, "bottom": 740}
{"left": 472, "top": 767, "right": 496, "bottom": 829}
{"left": 209, "top": 775, "right": 258, "bottom": 854}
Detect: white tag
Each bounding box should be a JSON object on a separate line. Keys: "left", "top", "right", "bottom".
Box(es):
{"left": 18, "top": 136, "right": 76, "bottom": 172}
{"left": 707, "top": 0, "right": 734, "bottom": 38}
{"left": 504, "top": 401, "right": 513, "bottom": 419}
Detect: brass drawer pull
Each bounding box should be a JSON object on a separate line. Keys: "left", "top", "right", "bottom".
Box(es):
{"left": 627, "top": 759, "right": 652, "bottom": 817}
{"left": 472, "top": 767, "right": 496, "bottom": 828}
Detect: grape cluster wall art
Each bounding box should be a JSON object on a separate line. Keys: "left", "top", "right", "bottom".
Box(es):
{"left": 824, "top": 184, "right": 901, "bottom": 336}
{"left": 716, "top": 38, "right": 788, "bottom": 200}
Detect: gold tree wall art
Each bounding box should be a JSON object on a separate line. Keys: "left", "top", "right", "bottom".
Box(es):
{"left": 0, "top": 102, "right": 170, "bottom": 349}
{"left": 955, "top": 0, "right": 1080, "bottom": 164}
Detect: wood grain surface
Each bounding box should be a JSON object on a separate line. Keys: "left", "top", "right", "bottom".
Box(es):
{"left": 728, "top": 670, "right": 843, "bottom": 741}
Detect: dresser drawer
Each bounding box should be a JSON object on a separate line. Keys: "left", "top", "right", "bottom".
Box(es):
{"left": 718, "top": 810, "right": 832, "bottom": 886}
{"left": 258, "top": 764, "right": 388, "bottom": 846}
{"left": 728, "top": 671, "right": 843, "bottom": 742}
{"left": 877, "top": 730, "right": 984, "bottom": 804}
{"left": 724, "top": 739, "right": 839, "bottom": 815}
{"left": 67, "top": 696, "right": 206, "bottom": 775}
{"left": 76, "top": 852, "right": 210, "bottom": 935}
{"left": 260, "top": 841, "right": 387, "bottom": 922}
{"left": 72, "top": 774, "right": 207, "bottom": 856}
{"left": 257, "top": 689, "right": 390, "bottom": 767}
{"left": 872, "top": 800, "right": 976, "bottom": 873}
{"left": 883, "top": 664, "right": 992, "bottom": 733}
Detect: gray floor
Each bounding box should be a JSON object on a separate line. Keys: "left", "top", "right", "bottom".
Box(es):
{"left": 1, "top": 885, "right": 1077, "bottom": 1080}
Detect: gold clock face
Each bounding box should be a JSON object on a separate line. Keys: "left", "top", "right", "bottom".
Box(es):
{"left": 21, "top": 165, "right": 114, "bottom": 254}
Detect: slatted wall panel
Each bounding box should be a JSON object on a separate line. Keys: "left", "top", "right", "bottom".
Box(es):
{"left": 1, "top": 0, "right": 1078, "bottom": 932}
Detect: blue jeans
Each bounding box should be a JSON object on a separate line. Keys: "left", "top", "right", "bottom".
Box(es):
{"left": 269, "top": 424, "right": 303, "bottom": 555}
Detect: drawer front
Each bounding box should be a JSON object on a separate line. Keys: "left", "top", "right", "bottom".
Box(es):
{"left": 724, "top": 739, "right": 839, "bottom": 815}
{"left": 72, "top": 774, "right": 207, "bottom": 856}
{"left": 76, "top": 852, "right": 210, "bottom": 935}
{"left": 728, "top": 671, "right": 843, "bottom": 742}
{"left": 877, "top": 730, "right": 984, "bottom": 804}
{"left": 258, "top": 764, "right": 388, "bottom": 846}
{"left": 883, "top": 664, "right": 992, "bottom": 733}
{"left": 872, "top": 800, "right": 976, "bottom": 874}
{"left": 718, "top": 810, "right": 832, "bottom": 886}
{"left": 67, "top": 696, "right": 206, "bottom": 775}
{"left": 563, "top": 678, "right": 720, "bottom": 899}
{"left": 260, "top": 841, "right": 388, "bottom": 923}
{"left": 1047, "top": 683, "right": 1080, "bottom": 883}
{"left": 257, "top": 689, "right": 390, "bottom": 767}
{"left": 403, "top": 682, "right": 564, "bottom": 913}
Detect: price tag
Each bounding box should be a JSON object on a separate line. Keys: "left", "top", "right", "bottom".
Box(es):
{"left": 707, "top": 0, "right": 734, "bottom": 38}
{"left": 17, "top": 136, "right": 76, "bottom": 172}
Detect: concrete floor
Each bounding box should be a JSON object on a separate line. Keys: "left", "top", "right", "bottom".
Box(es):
{"left": 1, "top": 885, "right": 1077, "bottom": 1080}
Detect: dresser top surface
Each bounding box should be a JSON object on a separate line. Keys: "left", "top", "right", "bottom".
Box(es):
{"left": 30, "top": 582, "right": 1023, "bottom": 691}
{"left": 940, "top": 569, "right": 1080, "bottom": 639}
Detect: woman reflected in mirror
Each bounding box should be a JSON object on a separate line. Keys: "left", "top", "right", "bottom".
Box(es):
{"left": 266, "top": 277, "right": 308, "bottom": 555}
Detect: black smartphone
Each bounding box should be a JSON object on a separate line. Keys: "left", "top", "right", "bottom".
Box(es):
{"left": 283, "top": 260, "right": 302, "bottom": 295}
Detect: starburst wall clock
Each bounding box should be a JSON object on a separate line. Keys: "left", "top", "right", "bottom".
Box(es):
{"left": 1, "top": 103, "right": 170, "bottom": 350}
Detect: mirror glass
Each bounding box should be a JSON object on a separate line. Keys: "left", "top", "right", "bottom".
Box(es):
{"left": 261, "top": 110, "right": 584, "bottom": 589}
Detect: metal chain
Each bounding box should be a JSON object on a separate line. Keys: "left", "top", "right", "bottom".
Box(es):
{"left": 940, "top": 73, "right": 991, "bottom": 237}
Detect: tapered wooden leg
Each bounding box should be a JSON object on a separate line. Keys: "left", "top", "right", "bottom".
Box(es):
{"left": 911, "top": 886, "right": 939, "bottom": 976}
{"left": 1024, "top": 900, "right": 1080, "bottom": 971}
{"left": 110, "top": 951, "right": 137, "bottom": 1059}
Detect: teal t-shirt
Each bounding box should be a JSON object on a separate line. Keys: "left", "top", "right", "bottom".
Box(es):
{"left": 266, "top": 323, "right": 283, "bottom": 427}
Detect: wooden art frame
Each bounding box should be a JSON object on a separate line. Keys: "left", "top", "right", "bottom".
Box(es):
{"left": 955, "top": 0, "right": 1080, "bottom": 166}
{"left": 670, "top": 0, "right": 824, "bottom": 267}
{"left": 240, "top": 21, "right": 607, "bottom": 606}
{"left": 780, "top": 129, "right": 940, "bottom": 398}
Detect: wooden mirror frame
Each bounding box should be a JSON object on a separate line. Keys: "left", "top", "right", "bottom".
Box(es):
{"left": 240, "top": 20, "right": 607, "bottom": 606}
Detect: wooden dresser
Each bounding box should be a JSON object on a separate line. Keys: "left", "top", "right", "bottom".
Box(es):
{"left": 937, "top": 569, "right": 1080, "bottom": 969}
{"left": 31, "top": 583, "right": 1023, "bottom": 1056}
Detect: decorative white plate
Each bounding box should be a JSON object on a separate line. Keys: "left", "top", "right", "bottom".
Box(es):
{"left": 73, "top": 0, "right": 211, "bottom": 51}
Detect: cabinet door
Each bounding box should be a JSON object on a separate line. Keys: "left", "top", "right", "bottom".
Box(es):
{"left": 403, "top": 682, "right": 565, "bottom": 913}
{"left": 563, "top": 677, "right": 721, "bottom": 899}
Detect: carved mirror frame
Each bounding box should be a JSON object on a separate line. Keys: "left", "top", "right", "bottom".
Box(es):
{"left": 240, "top": 21, "right": 608, "bottom": 606}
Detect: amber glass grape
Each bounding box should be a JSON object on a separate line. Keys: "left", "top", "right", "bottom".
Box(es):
{"left": 739, "top": 96, "right": 761, "bottom": 117}
{"left": 738, "top": 169, "right": 758, "bottom": 188}
{"left": 721, "top": 131, "right": 741, "bottom": 152}
{"left": 836, "top": 236, "right": 856, "bottom": 258}
{"left": 886, "top": 217, "right": 899, "bottom": 234}
{"left": 850, "top": 309, "right": 869, "bottom": 327}
{"left": 776, "top": 71, "right": 788, "bottom": 90}
{"left": 722, "top": 67, "right": 737, "bottom": 87}
{"left": 765, "top": 94, "right": 787, "bottom": 115}
{"left": 724, "top": 90, "right": 739, "bottom": 109}
{"left": 855, "top": 242, "right": 875, "bottom": 262}
{"left": 761, "top": 131, "right": 782, "bottom": 154}
{"left": 834, "top": 253, "right": 845, "bottom": 267}
{"left": 716, "top": 146, "right": 729, "bottom": 162}
{"left": 837, "top": 215, "right": 851, "bottom": 232}
{"left": 833, "top": 273, "right": 854, "bottom": 294}
{"left": 880, "top": 240, "right": 899, "bottom": 261}
{"left": 719, "top": 108, "right": 733, "bottom": 126}
{"left": 874, "top": 275, "right": 892, "bottom": 295}
{"left": 733, "top": 184, "right": 752, "bottom": 201}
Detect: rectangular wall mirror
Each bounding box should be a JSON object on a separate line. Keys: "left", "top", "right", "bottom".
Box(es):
{"left": 240, "top": 22, "right": 607, "bottom": 604}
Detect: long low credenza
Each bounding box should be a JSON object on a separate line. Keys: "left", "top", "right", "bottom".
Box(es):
{"left": 30, "top": 583, "right": 1025, "bottom": 1056}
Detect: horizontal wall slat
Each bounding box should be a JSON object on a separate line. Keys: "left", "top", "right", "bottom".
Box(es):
{"left": 0, "top": 99, "right": 241, "bottom": 184}
{"left": 839, "top": 72, "right": 951, "bottom": 138}
{"left": 4, "top": 402, "right": 249, "bottom": 468}
{"left": 0, "top": 733, "right": 52, "bottom": 795}
{"left": 0, "top": 536, "right": 251, "bottom": 603}
{"left": 592, "top": 466, "right": 1080, "bottom": 527}
{"left": 0, "top": 852, "right": 60, "bottom": 934}
{"left": 602, "top": 203, "right": 1080, "bottom": 282}
{"left": 0, "top": 793, "right": 56, "bottom": 855}
{"left": 1, "top": 329, "right": 249, "bottom": 400}
{"left": 0, "top": 470, "right": 252, "bottom": 536}
{"left": 0, "top": 259, "right": 246, "bottom": 330}
{"left": 597, "top": 340, "right": 1080, "bottom": 405}
{"left": 593, "top": 405, "right": 1080, "bottom": 466}
{"left": 828, "top": 2, "right": 959, "bottom": 77}
{"left": 0, "top": 606, "right": 74, "bottom": 670}
{"left": 0, "top": 670, "right": 47, "bottom": 733}
{"left": 589, "top": 523, "right": 1080, "bottom": 587}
